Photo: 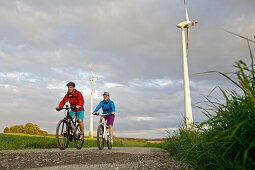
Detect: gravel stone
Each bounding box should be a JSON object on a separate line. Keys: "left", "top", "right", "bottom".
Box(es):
{"left": 0, "top": 147, "right": 192, "bottom": 170}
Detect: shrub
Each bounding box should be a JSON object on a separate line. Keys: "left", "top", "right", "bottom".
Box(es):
{"left": 3, "top": 123, "right": 48, "bottom": 136}
{"left": 9, "top": 125, "right": 25, "bottom": 133}
{"left": 24, "top": 123, "right": 48, "bottom": 136}
{"left": 3, "top": 127, "right": 10, "bottom": 133}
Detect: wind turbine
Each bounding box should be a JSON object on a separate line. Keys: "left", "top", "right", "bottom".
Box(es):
{"left": 177, "top": 0, "right": 197, "bottom": 129}
{"left": 89, "top": 64, "right": 99, "bottom": 138}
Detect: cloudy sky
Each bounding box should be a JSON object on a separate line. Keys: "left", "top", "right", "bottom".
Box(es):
{"left": 0, "top": 0, "right": 254, "bottom": 138}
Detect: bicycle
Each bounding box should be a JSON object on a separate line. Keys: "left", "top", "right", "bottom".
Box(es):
{"left": 94, "top": 112, "right": 112, "bottom": 150}
{"left": 56, "top": 105, "right": 84, "bottom": 150}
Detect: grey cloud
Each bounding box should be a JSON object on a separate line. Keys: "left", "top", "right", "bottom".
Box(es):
{"left": 0, "top": 0, "right": 254, "bottom": 138}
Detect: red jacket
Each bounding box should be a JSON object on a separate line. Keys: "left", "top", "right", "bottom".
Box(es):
{"left": 59, "top": 89, "right": 84, "bottom": 111}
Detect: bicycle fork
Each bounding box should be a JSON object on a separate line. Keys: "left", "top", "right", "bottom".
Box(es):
{"left": 102, "top": 124, "right": 109, "bottom": 140}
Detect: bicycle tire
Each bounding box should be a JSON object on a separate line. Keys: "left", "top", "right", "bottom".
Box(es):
{"left": 97, "top": 124, "right": 104, "bottom": 150}
{"left": 56, "top": 119, "right": 70, "bottom": 150}
{"left": 74, "top": 126, "right": 84, "bottom": 150}
{"left": 107, "top": 137, "right": 112, "bottom": 150}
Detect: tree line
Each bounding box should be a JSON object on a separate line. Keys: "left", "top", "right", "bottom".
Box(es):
{"left": 3, "top": 123, "right": 48, "bottom": 136}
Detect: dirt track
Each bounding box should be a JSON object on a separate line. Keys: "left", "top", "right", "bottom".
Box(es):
{"left": 0, "top": 147, "right": 191, "bottom": 170}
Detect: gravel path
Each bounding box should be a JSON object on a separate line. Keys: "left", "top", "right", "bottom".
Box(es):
{"left": 0, "top": 147, "right": 192, "bottom": 170}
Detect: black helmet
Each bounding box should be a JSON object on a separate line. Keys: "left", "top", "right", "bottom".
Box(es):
{"left": 67, "top": 82, "right": 75, "bottom": 87}
{"left": 103, "top": 92, "right": 110, "bottom": 96}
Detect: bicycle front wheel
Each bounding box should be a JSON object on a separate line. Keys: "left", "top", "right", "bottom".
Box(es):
{"left": 97, "top": 124, "right": 104, "bottom": 150}
{"left": 107, "top": 133, "right": 112, "bottom": 150}
{"left": 74, "top": 126, "right": 84, "bottom": 150}
{"left": 56, "top": 119, "right": 70, "bottom": 150}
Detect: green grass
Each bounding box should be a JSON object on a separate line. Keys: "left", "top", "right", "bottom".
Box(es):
{"left": 161, "top": 36, "right": 255, "bottom": 169}
{"left": 0, "top": 133, "right": 161, "bottom": 150}
{"left": 0, "top": 133, "right": 59, "bottom": 150}
{"left": 117, "top": 140, "right": 146, "bottom": 147}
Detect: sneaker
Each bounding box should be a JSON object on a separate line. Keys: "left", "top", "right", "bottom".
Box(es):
{"left": 80, "top": 135, "right": 84, "bottom": 141}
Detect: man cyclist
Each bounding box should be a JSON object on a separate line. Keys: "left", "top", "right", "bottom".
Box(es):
{"left": 93, "top": 92, "right": 115, "bottom": 145}
{"left": 56, "top": 82, "right": 85, "bottom": 140}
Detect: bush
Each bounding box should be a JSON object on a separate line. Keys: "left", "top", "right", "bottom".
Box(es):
{"left": 9, "top": 125, "right": 25, "bottom": 133}
{"left": 24, "top": 123, "right": 48, "bottom": 136}
{"left": 3, "top": 127, "right": 10, "bottom": 133}
{"left": 3, "top": 123, "right": 48, "bottom": 136}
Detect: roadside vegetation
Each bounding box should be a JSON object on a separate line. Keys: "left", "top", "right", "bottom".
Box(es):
{"left": 0, "top": 133, "right": 162, "bottom": 150}
{"left": 2, "top": 122, "right": 164, "bottom": 150}
{"left": 161, "top": 36, "right": 255, "bottom": 169}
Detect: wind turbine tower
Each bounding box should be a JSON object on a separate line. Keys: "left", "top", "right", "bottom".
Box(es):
{"left": 177, "top": 0, "right": 197, "bottom": 129}
{"left": 89, "top": 64, "right": 99, "bottom": 138}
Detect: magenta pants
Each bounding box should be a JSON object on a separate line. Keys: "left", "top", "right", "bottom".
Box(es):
{"left": 103, "top": 114, "right": 115, "bottom": 126}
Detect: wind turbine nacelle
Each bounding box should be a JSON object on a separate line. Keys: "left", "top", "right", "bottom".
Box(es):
{"left": 177, "top": 21, "right": 197, "bottom": 28}
{"left": 90, "top": 78, "right": 99, "bottom": 81}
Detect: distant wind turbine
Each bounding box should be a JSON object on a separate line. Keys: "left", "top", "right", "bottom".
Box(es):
{"left": 89, "top": 64, "right": 99, "bottom": 138}
{"left": 177, "top": 0, "right": 197, "bottom": 129}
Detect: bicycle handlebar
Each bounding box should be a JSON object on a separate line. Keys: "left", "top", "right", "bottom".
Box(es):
{"left": 94, "top": 113, "right": 112, "bottom": 116}
{"left": 57, "top": 105, "right": 76, "bottom": 111}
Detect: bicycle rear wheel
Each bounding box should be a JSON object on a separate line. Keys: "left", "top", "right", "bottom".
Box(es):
{"left": 97, "top": 124, "right": 104, "bottom": 150}
{"left": 74, "top": 126, "right": 84, "bottom": 150}
{"left": 107, "top": 137, "right": 112, "bottom": 149}
{"left": 56, "top": 119, "right": 70, "bottom": 150}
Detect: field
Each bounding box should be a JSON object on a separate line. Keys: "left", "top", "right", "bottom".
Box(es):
{"left": 0, "top": 133, "right": 162, "bottom": 150}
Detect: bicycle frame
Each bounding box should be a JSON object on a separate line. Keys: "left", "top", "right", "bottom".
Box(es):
{"left": 96, "top": 113, "right": 110, "bottom": 140}
{"left": 62, "top": 105, "right": 80, "bottom": 139}
{"left": 101, "top": 115, "right": 110, "bottom": 140}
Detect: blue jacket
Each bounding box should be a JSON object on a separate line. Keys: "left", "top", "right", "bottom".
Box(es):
{"left": 94, "top": 99, "right": 115, "bottom": 114}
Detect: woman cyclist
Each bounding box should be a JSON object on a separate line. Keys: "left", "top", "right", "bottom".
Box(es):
{"left": 93, "top": 92, "right": 115, "bottom": 144}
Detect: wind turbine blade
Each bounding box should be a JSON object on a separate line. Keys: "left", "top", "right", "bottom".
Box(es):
{"left": 186, "top": 27, "right": 190, "bottom": 57}
{"left": 184, "top": 0, "right": 189, "bottom": 21}
{"left": 89, "top": 64, "right": 95, "bottom": 78}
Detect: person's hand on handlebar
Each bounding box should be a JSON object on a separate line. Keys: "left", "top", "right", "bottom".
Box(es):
{"left": 56, "top": 107, "right": 61, "bottom": 111}
{"left": 92, "top": 112, "right": 96, "bottom": 115}
{"left": 76, "top": 105, "right": 81, "bottom": 109}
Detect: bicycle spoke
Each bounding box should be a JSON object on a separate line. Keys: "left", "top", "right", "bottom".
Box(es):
{"left": 74, "top": 126, "right": 84, "bottom": 149}
{"left": 97, "top": 125, "right": 105, "bottom": 150}
{"left": 59, "top": 123, "right": 66, "bottom": 145}
{"left": 61, "top": 122, "right": 64, "bottom": 135}
{"left": 56, "top": 120, "right": 70, "bottom": 150}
